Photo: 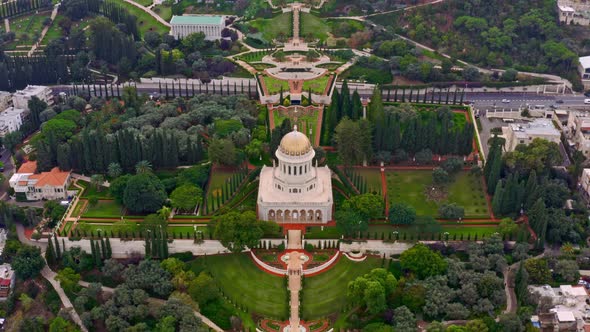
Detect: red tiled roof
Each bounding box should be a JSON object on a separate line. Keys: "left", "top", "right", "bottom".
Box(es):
{"left": 30, "top": 167, "right": 70, "bottom": 187}
{"left": 0, "top": 279, "right": 10, "bottom": 286}
{"left": 17, "top": 161, "right": 36, "bottom": 174}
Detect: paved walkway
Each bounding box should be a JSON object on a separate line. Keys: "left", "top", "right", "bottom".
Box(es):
{"left": 78, "top": 281, "right": 224, "bottom": 331}
{"left": 15, "top": 224, "right": 87, "bottom": 331}
{"left": 286, "top": 230, "right": 303, "bottom": 330}
{"left": 28, "top": 5, "right": 59, "bottom": 56}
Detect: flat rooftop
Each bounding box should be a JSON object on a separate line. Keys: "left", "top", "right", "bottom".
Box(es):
{"left": 170, "top": 15, "right": 224, "bottom": 25}
{"left": 509, "top": 118, "right": 560, "bottom": 138}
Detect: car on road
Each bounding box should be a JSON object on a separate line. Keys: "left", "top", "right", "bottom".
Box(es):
{"left": 555, "top": 99, "right": 564, "bottom": 104}
{"left": 585, "top": 99, "right": 590, "bottom": 104}
{"left": 502, "top": 99, "right": 511, "bottom": 103}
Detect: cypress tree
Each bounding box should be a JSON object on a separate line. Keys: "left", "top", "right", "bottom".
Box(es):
{"left": 515, "top": 262, "right": 529, "bottom": 304}
{"left": 106, "top": 237, "right": 112, "bottom": 258}
{"left": 46, "top": 237, "right": 56, "bottom": 266}
{"left": 151, "top": 231, "right": 158, "bottom": 257}
{"left": 145, "top": 233, "right": 151, "bottom": 256}
{"left": 100, "top": 237, "right": 106, "bottom": 259}
{"left": 491, "top": 180, "right": 504, "bottom": 216}
{"left": 54, "top": 235, "right": 61, "bottom": 259}
{"left": 487, "top": 152, "right": 502, "bottom": 195}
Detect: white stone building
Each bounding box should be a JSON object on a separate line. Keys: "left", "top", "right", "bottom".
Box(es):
{"left": 9, "top": 161, "right": 72, "bottom": 201}
{"left": 0, "top": 107, "right": 28, "bottom": 137}
{"left": 502, "top": 118, "right": 561, "bottom": 152}
{"left": 558, "top": 0, "right": 590, "bottom": 26}
{"left": 257, "top": 127, "right": 333, "bottom": 223}
{"left": 170, "top": 15, "right": 225, "bottom": 40}
{"left": 12, "top": 85, "right": 53, "bottom": 110}
{"left": 564, "top": 111, "right": 590, "bottom": 156}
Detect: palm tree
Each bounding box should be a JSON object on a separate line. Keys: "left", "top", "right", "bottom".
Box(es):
{"left": 135, "top": 160, "right": 153, "bottom": 174}
{"left": 90, "top": 174, "right": 105, "bottom": 192}
{"left": 107, "top": 162, "right": 123, "bottom": 178}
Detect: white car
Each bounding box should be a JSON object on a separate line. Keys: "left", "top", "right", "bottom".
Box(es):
{"left": 501, "top": 99, "right": 511, "bottom": 103}
{"left": 585, "top": 99, "right": 590, "bottom": 104}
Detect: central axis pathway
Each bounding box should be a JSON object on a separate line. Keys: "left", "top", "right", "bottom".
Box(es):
{"left": 286, "top": 230, "right": 303, "bottom": 331}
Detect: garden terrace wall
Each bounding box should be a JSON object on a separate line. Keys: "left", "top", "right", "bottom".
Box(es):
{"left": 340, "top": 240, "right": 518, "bottom": 256}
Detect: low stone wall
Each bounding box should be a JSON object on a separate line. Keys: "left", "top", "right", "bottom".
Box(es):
{"left": 58, "top": 237, "right": 231, "bottom": 258}
{"left": 339, "top": 240, "right": 414, "bottom": 256}
{"left": 303, "top": 251, "right": 339, "bottom": 276}
{"left": 302, "top": 239, "right": 339, "bottom": 250}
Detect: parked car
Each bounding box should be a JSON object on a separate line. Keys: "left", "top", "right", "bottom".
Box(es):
{"left": 502, "top": 99, "right": 511, "bottom": 103}
{"left": 584, "top": 99, "right": 590, "bottom": 104}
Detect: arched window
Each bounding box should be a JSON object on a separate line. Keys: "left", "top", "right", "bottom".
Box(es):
{"left": 299, "top": 166, "right": 302, "bottom": 174}
{"left": 288, "top": 166, "right": 291, "bottom": 175}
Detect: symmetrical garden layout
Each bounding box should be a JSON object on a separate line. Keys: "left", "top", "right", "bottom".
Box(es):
{"left": 38, "top": 2, "right": 534, "bottom": 331}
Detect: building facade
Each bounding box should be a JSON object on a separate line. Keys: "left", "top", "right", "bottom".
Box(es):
{"left": 170, "top": 15, "right": 225, "bottom": 40}
{"left": 565, "top": 111, "right": 590, "bottom": 156}
{"left": 0, "top": 107, "right": 28, "bottom": 137}
{"left": 257, "top": 127, "right": 333, "bottom": 223}
{"left": 0, "top": 264, "right": 15, "bottom": 299}
{"left": 0, "top": 92, "right": 12, "bottom": 111}
{"left": 9, "top": 161, "right": 72, "bottom": 201}
{"left": 558, "top": 1, "right": 590, "bottom": 25}
{"left": 579, "top": 56, "right": 590, "bottom": 90}
{"left": 501, "top": 118, "right": 561, "bottom": 152}
{"left": 12, "top": 85, "right": 53, "bottom": 110}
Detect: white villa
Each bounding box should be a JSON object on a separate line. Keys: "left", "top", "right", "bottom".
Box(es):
{"left": 257, "top": 127, "right": 333, "bottom": 223}
{"left": 170, "top": 15, "right": 225, "bottom": 40}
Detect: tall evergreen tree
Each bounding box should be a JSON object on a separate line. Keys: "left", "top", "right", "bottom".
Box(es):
{"left": 54, "top": 235, "right": 61, "bottom": 259}
{"left": 492, "top": 180, "right": 504, "bottom": 216}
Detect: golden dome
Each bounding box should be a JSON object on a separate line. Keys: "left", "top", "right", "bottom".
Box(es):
{"left": 279, "top": 126, "right": 312, "bottom": 156}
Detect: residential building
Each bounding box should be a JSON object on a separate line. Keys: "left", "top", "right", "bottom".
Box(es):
{"left": 12, "top": 85, "right": 53, "bottom": 110}
{"left": 0, "top": 264, "right": 15, "bottom": 299}
{"left": 501, "top": 118, "right": 561, "bottom": 152}
{"left": 580, "top": 169, "right": 590, "bottom": 199}
{"left": 9, "top": 161, "right": 72, "bottom": 201}
{"left": 0, "top": 107, "right": 28, "bottom": 137}
{"left": 0, "top": 92, "right": 12, "bottom": 111}
{"left": 257, "top": 127, "right": 333, "bottom": 223}
{"left": 558, "top": 0, "right": 590, "bottom": 25}
{"left": 565, "top": 111, "right": 590, "bottom": 156}
{"left": 580, "top": 56, "right": 590, "bottom": 90}
{"left": 529, "top": 285, "right": 590, "bottom": 331}
{"left": 170, "top": 15, "right": 226, "bottom": 40}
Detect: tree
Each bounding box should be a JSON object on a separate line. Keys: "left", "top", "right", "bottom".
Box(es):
{"left": 392, "top": 306, "right": 417, "bottom": 332}
{"left": 432, "top": 168, "right": 450, "bottom": 185}
{"left": 123, "top": 173, "right": 167, "bottom": 214}
{"left": 49, "top": 317, "right": 79, "bottom": 332}
{"left": 55, "top": 267, "right": 81, "bottom": 293}
{"left": 400, "top": 244, "right": 447, "bottom": 279}
{"left": 12, "top": 245, "right": 45, "bottom": 279}
{"left": 415, "top": 149, "right": 432, "bottom": 164}
{"left": 90, "top": 174, "right": 105, "bottom": 192}
{"left": 438, "top": 203, "right": 465, "bottom": 219}
{"left": 334, "top": 118, "right": 372, "bottom": 166}
{"left": 389, "top": 203, "right": 416, "bottom": 225}
{"left": 348, "top": 268, "right": 397, "bottom": 314}
{"left": 208, "top": 138, "right": 238, "bottom": 166}
{"left": 554, "top": 260, "right": 579, "bottom": 282}
{"left": 135, "top": 160, "right": 153, "bottom": 174}
{"left": 524, "top": 258, "right": 552, "bottom": 284}
{"left": 342, "top": 193, "right": 384, "bottom": 220}
{"left": 188, "top": 272, "right": 219, "bottom": 305}
{"left": 108, "top": 162, "right": 123, "bottom": 178}
{"left": 497, "top": 218, "right": 518, "bottom": 236}
{"left": 335, "top": 208, "right": 367, "bottom": 238}
{"left": 213, "top": 211, "right": 264, "bottom": 252}
{"left": 124, "top": 260, "right": 174, "bottom": 297}
{"left": 110, "top": 174, "right": 131, "bottom": 204}
{"left": 170, "top": 184, "right": 203, "bottom": 212}
{"left": 498, "top": 313, "right": 523, "bottom": 332}
{"left": 502, "top": 69, "right": 518, "bottom": 82}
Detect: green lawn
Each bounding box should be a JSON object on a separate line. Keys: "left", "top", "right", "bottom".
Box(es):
{"left": 247, "top": 12, "right": 292, "bottom": 42}
{"left": 135, "top": 0, "right": 152, "bottom": 6}
{"left": 2, "top": 12, "right": 52, "bottom": 50}
{"left": 152, "top": 4, "right": 172, "bottom": 21}
{"left": 206, "top": 169, "right": 236, "bottom": 198}
{"left": 113, "top": 0, "right": 169, "bottom": 36}
{"left": 262, "top": 75, "right": 290, "bottom": 95}
{"left": 301, "top": 256, "right": 381, "bottom": 320}
{"left": 189, "top": 254, "right": 288, "bottom": 319}
{"left": 236, "top": 50, "right": 272, "bottom": 63}
{"left": 273, "top": 110, "right": 319, "bottom": 144}
{"left": 352, "top": 168, "right": 382, "bottom": 195}
{"left": 386, "top": 171, "right": 490, "bottom": 218}
{"left": 82, "top": 200, "right": 123, "bottom": 218}
{"left": 302, "top": 75, "right": 331, "bottom": 94}
{"left": 300, "top": 12, "right": 330, "bottom": 42}
{"left": 78, "top": 181, "right": 112, "bottom": 199}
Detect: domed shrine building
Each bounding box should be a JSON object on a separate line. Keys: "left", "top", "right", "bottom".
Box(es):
{"left": 257, "top": 127, "right": 333, "bottom": 223}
